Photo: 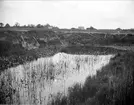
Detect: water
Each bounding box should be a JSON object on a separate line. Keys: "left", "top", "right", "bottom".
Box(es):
{"left": 0, "top": 52, "right": 114, "bottom": 105}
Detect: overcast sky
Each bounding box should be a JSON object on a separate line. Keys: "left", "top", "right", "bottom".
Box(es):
{"left": 0, "top": 0, "right": 134, "bottom": 29}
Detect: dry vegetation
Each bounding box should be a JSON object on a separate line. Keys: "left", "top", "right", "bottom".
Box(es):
{"left": 51, "top": 52, "right": 134, "bottom": 105}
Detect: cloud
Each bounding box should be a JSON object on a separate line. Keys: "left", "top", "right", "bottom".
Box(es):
{"left": 0, "top": 0, "right": 134, "bottom": 29}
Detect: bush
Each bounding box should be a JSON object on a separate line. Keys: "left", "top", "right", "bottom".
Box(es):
{"left": 0, "top": 40, "right": 12, "bottom": 56}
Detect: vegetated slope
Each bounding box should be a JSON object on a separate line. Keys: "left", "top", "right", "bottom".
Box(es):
{"left": 0, "top": 29, "right": 63, "bottom": 56}
{"left": 0, "top": 30, "right": 60, "bottom": 50}
{"left": 59, "top": 32, "right": 134, "bottom": 55}
{"left": 0, "top": 30, "right": 61, "bottom": 71}
{"left": 51, "top": 52, "right": 134, "bottom": 105}
{"left": 63, "top": 32, "right": 134, "bottom": 46}
{"left": 59, "top": 45, "right": 127, "bottom": 55}
{"left": 1, "top": 29, "right": 134, "bottom": 71}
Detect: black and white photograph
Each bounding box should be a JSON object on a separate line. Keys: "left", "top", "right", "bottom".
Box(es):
{"left": 0, "top": 0, "right": 134, "bottom": 104}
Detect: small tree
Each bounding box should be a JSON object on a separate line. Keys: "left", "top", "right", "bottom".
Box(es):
{"left": 0, "top": 23, "right": 4, "bottom": 27}
{"left": 5, "top": 23, "right": 10, "bottom": 28}
{"left": 14, "top": 22, "right": 20, "bottom": 27}
{"left": 36, "top": 24, "right": 43, "bottom": 28}
{"left": 45, "top": 24, "right": 50, "bottom": 27}
{"left": 30, "top": 24, "right": 35, "bottom": 28}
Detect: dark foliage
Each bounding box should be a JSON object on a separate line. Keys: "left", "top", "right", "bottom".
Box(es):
{"left": 59, "top": 45, "right": 126, "bottom": 55}
{"left": 0, "top": 40, "right": 12, "bottom": 56}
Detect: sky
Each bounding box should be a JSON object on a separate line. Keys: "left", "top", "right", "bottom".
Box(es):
{"left": 0, "top": 0, "right": 134, "bottom": 29}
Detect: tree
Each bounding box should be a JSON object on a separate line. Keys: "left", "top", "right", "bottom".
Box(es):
{"left": 5, "top": 23, "right": 10, "bottom": 28}
{"left": 14, "top": 22, "right": 20, "bottom": 27}
{"left": 23, "top": 25, "right": 27, "bottom": 28}
{"left": 36, "top": 24, "right": 43, "bottom": 28}
{"left": 116, "top": 28, "right": 122, "bottom": 34}
{"left": 71, "top": 28, "right": 76, "bottom": 30}
{"left": 45, "top": 24, "right": 50, "bottom": 27}
{"left": 0, "top": 23, "right": 4, "bottom": 27}
{"left": 86, "top": 26, "right": 97, "bottom": 31}
{"left": 28, "top": 24, "right": 35, "bottom": 28}
{"left": 116, "top": 28, "right": 122, "bottom": 31}
{"left": 31, "top": 24, "right": 35, "bottom": 28}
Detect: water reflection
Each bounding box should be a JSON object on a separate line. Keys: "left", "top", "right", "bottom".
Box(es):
{"left": 0, "top": 53, "right": 114, "bottom": 105}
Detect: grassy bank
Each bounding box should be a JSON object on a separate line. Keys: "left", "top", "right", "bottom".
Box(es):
{"left": 60, "top": 45, "right": 127, "bottom": 55}
{"left": 1, "top": 29, "right": 134, "bottom": 71}
{"left": 51, "top": 52, "right": 134, "bottom": 105}
{"left": 0, "top": 43, "right": 60, "bottom": 72}
{"left": 0, "top": 42, "right": 128, "bottom": 73}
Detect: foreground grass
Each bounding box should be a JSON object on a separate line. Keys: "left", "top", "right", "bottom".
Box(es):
{"left": 51, "top": 52, "right": 134, "bottom": 105}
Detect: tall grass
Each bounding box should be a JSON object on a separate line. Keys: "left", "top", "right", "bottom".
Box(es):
{"left": 51, "top": 52, "right": 134, "bottom": 105}
{"left": 0, "top": 53, "right": 113, "bottom": 104}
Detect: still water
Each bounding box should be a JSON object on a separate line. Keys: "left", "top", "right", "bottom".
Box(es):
{"left": 0, "top": 53, "right": 114, "bottom": 105}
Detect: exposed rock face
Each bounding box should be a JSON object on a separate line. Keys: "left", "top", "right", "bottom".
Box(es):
{"left": 0, "top": 53, "right": 114, "bottom": 105}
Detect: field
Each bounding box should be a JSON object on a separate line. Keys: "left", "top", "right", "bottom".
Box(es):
{"left": 0, "top": 28, "right": 134, "bottom": 104}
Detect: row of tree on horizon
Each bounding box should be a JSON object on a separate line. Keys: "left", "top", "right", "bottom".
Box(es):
{"left": 0, "top": 22, "right": 134, "bottom": 31}
{"left": 0, "top": 22, "right": 59, "bottom": 29}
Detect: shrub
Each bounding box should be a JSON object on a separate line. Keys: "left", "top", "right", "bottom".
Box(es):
{"left": 0, "top": 40, "right": 12, "bottom": 56}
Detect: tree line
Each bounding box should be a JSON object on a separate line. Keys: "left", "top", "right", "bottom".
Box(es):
{"left": 0, "top": 22, "right": 59, "bottom": 29}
